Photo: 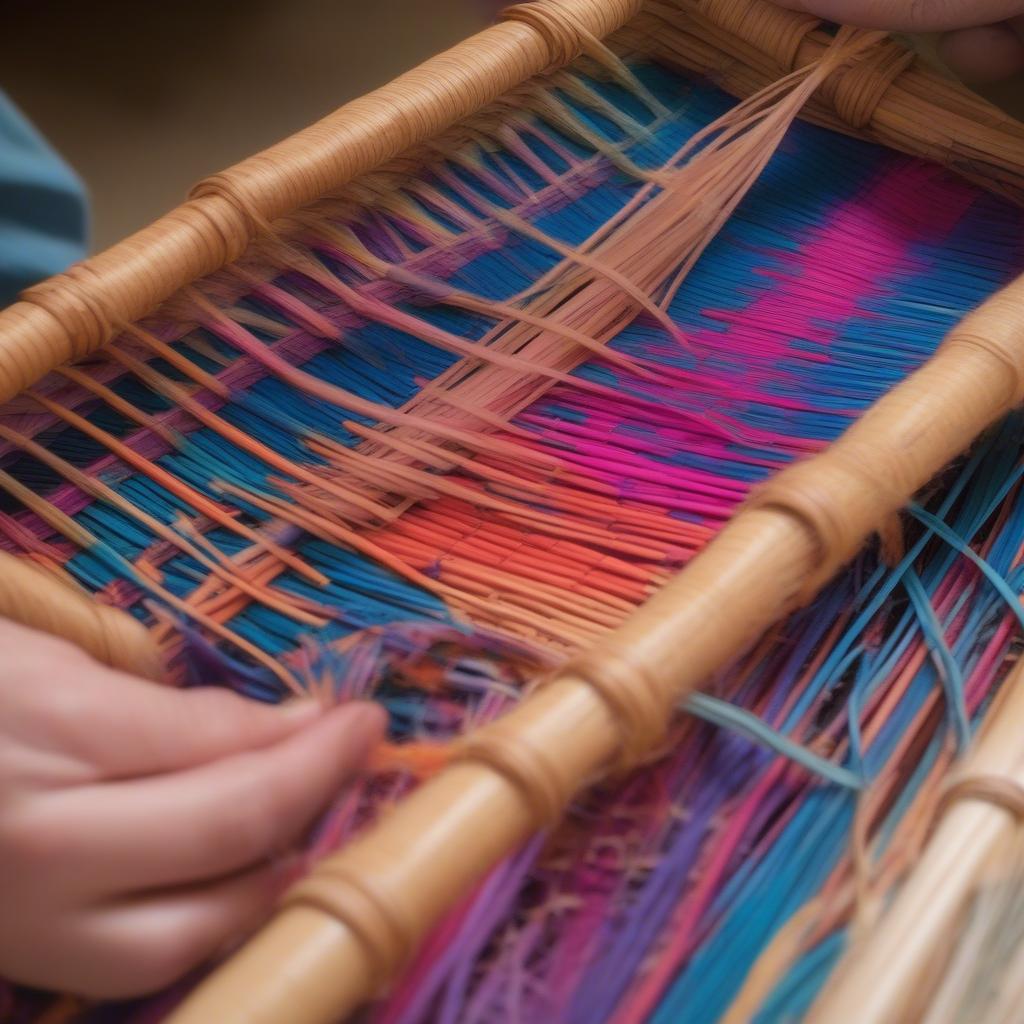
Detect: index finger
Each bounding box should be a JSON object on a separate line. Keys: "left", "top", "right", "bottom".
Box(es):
{"left": 771, "top": 0, "right": 1024, "bottom": 32}
{"left": 30, "top": 702, "right": 387, "bottom": 896}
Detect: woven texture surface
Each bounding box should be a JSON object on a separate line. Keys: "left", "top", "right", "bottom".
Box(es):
{"left": 3, "top": 55, "right": 1024, "bottom": 1021}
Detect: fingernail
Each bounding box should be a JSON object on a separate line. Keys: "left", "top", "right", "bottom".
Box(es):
{"left": 279, "top": 697, "right": 324, "bottom": 723}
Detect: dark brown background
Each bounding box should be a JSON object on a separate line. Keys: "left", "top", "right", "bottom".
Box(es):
{"left": 0, "top": 1, "right": 487, "bottom": 249}
{"left": 1, "top": 1, "right": 1018, "bottom": 251}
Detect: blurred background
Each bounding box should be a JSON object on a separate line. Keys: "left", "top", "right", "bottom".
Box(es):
{"left": 1, "top": 1, "right": 1019, "bottom": 254}
{"left": 0, "top": 0, "right": 488, "bottom": 251}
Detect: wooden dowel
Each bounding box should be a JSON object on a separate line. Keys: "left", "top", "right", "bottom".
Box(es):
{"left": 169, "top": 271, "right": 1024, "bottom": 1023}
{"left": 169, "top": 513, "right": 818, "bottom": 1024}
{"left": 809, "top": 660, "right": 1024, "bottom": 1022}
{"left": 2, "top": 0, "right": 1023, "bottom": 414}
{"left": 0, "top": 0, "right": 644, "bottom": 667}
{"left": 0, "top": 1, "right": 1019, "bottom": 1016}
{"left": 0, "top": 550, "right": 162, "bottom": 679}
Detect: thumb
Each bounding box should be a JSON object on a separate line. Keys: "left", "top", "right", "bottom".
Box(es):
{"left": 939, "top": 19, "right": 1024, "bottom": 83}
{"left": 770, "top": 0, "right": 1024, "bottom": 32}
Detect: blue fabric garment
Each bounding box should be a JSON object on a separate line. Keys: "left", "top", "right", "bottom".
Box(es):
{"left": 0, "top": 91, "right": 88, "bottom": 306}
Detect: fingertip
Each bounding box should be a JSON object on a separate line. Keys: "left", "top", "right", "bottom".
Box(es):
{"left": 129, "top": 688, "right": 330, "bottom": 775}
{"left": 278, "top": 696, "right": 326, "bottom": 725}
{"left": 311, "top": 701, "right": 388, "bottom": 770}
{"left": 349, "top": 699, "right": 389, "bottom": 736}
{"left": 939, "top": 24, "right": 1024, "bottom": 84}
{"left": 330, "top": 700, "right": 389, "bottom": 748}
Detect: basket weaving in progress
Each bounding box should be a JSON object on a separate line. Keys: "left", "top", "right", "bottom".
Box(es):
{"left": 3, "top": 1, "right": 1024, "bottom": 1020}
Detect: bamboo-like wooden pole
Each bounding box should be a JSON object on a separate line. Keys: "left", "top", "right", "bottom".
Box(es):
{"left": 0, "top": 550, "right": 162, "bottom": 679}
{"left": 0, "top": 0, "right": 643, "bottom": 672}
{"left": 166, "top": 275, "right": 1024, "bottom": 1023}
{"left": 0, "top": 1, "right": 1022, "bottom": 1019}
{"left": 1, "top": 0, "right": 1022, "bottom": 421}
{"left": 809, "top": 659, "right": 1024, "bottom": 1022}
{"left": 0, "top": 0, "right": 642, "bottom": 409}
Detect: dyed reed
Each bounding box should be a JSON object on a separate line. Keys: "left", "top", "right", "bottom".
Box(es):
{"left": 1, "top": 6, "right": 1024, "bottom": 1022}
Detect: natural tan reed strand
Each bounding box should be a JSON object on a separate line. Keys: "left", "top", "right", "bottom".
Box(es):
{"left": 2, "top": 0, "right": 1023, "bottom": 423}
{"left": 0, "top": 2, "right": 1019, "bottom": 1018}
{"left": 627, "top": 0, "right": 1024, "bottom": 205}
{"left": 166, "top": 259, "right": 1024, "bottom": 1024}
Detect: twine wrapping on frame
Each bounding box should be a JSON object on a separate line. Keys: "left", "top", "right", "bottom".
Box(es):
{"left": 1, "top": 3, "right": 1024, "bottom": 1023}
{"left": 939, "top": 774, "right": 1024, "bottom": 822}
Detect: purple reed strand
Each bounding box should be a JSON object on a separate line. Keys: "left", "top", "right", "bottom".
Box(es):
{"left": 566, "top": 739, "right": 770, "bottom": 1024}
{"left": 705, "top": 772, "right": 813, "bottom": 920}
{"left": 535, "top": 852, "right": 644, "bottom": 1013}
{"left": 754, "top": 582, "right": 853, "bottom": 723}
{"left": 460, "top": 924, "right": 528, "bottom": 1024}
{"left": 14, "top": 329, "right": 339, "bottom": 529}
{"left": 549, "top": 790, "right": 710, "bottom": 1017}
{"left": 383, "top": 836, "right": 544, "bottom": 1024}
{"left": 564, "top": 806, "right": 722, "bottom": 1022}
{"left": 435, "top": 837, "right": 549, "bottom": 1024}
{"left": 500, "top": 914, "right": 550, "bottom": 1024}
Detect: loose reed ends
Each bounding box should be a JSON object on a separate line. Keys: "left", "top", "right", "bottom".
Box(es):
{"left": 2, "top": 2, "right": 1024, "bottom": 1023}
{"left": 163, "top": 31, "right": 1024, "bottom": 1024}
{"left": 631, "top": 0, "right": 1024, "bottom": 206}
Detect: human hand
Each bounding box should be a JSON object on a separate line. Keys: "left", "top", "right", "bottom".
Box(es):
{"left": 772, "top": 1, "right": 1024, "bottom": 82}
{"left": 0, "top": 620, "right": 385, "bottom": 998}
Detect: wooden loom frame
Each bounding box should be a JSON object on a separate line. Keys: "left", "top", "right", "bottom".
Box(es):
{"left": 1, "top": 1, "right": 1024, "bottom": 1021}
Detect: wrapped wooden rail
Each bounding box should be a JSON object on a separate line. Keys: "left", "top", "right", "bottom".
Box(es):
{"left": 637, "top": 0, "right": 1024, "bottom": 205}
{"left": 0, "top": 550, "right": 162, "bottom": 680}
{"left": 0, "top": 0, "right": 645, "bottom": 408}
{"left": 0, "top": 0, "right": 1021, "bottom": 420}
{"left": 1, "top": 1, "right": 1024, "bottom": 1022}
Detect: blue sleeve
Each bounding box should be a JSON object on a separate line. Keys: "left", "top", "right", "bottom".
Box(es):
{"left": 0, "top": 91, "right": 88, "bottom": 307}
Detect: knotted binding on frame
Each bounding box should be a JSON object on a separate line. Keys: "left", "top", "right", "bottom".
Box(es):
{"left": 458, "top": 643, "right": 672, "bottom": 819}
{"left": 695, "top": 0, "right": 912, "bottom": 130}
{"left": 747, "top": 273, "right": 1024, "bottom": 604}
{"left": 0, "top": 0, "right": 649, "bottom": 411}
{"left": 501, "top": 0, "right": 643, "bottom": 69}
{"left": 633, "top": 0, "right": 1024, "bottom": 210}
{"left": 938, "top": 774, "right": 1024, "bottom": 823}
{"left": 285, "top": 864, "right": 414, "bottom": 995}
{"left": 941, "top": 282, "right": 1024, "bottom": 404}
{"left": 1, "top": 194, "right": 246, "bottom": 406}
{"left": 821, "top": 38, "right": 915, "bottom": 129}
{"left": 0, "top": 3, "right": 1023, "bottom": 1019}
{"left": 166, "top": 264, "right": 1024, "bottom": 1024}
{"left": 0, "top": 0, "right": 1018, "bottom": 419}
{"left": 557, "top": 647, "right": 671, "bottom": 770}
{"left": 809, "top": 658, "right": 1024, "bottom": 1022}
{"left": 697, "top": 0, "right": 821, "bottom": 72}
{"left": 747, "top": 452, "right": 905, "bottom": 604}
{"left": 458, "top": 724, "right": 572, "bottom": 825}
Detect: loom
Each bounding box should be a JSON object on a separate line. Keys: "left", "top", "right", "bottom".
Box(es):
{"left": 2, "top": 1, "right": 1024, "bottom": 1020}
